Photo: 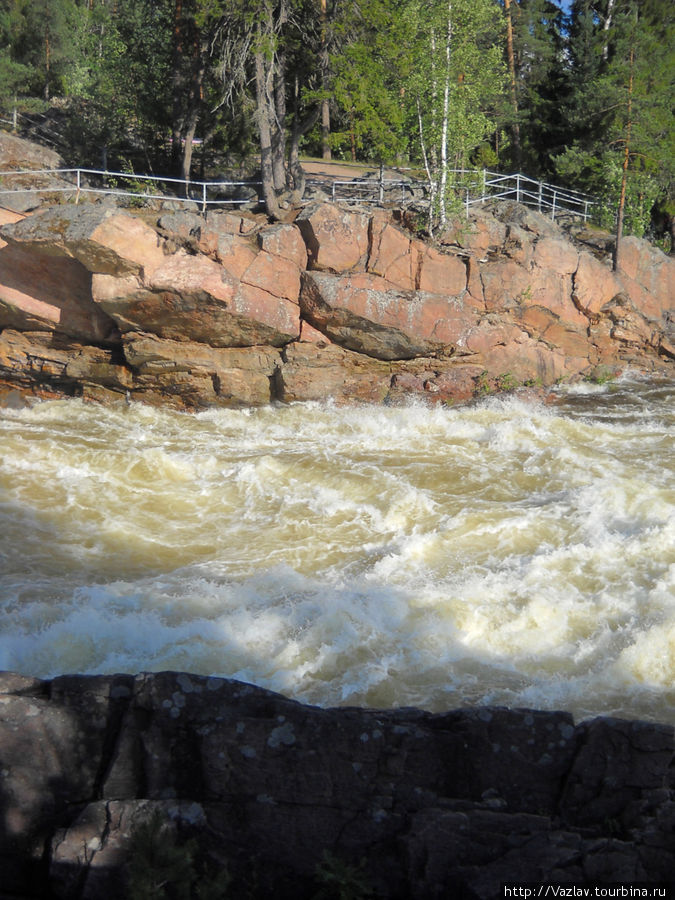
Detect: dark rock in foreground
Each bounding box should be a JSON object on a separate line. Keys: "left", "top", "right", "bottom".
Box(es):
{"left": 1, "top": 671, "right": 674, "bottom": 898}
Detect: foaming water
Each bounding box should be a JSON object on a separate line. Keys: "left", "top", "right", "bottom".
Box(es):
{"left": 1, "top": 376, "right": 674, "bottom": 722}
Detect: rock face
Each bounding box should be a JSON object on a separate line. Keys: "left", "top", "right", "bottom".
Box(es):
{"left": 0, "top": 671, "right": 673, "bottom": 899}
{"left": 0, "top": 196, "right": 673, "bottom": 410}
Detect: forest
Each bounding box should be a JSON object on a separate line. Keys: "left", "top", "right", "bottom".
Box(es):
{"left": 0, "top": 0, "right": 672, "bottom": 246}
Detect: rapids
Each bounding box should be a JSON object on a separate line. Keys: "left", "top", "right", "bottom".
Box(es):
{"left": 1, "top": 376, "right": 673, "bottom": 723}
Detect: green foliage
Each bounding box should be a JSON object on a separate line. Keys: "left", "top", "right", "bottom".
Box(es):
{"left": 395, "top": 0, "right": 507, "bottom": 229}
{"left": 127, "top": 810, "right": 232, "bottom": 900}
{"left": 505, "top": 0, "right": 568, "bottom": 175}
{"left": 312, "top": 851, "right": 374, "bottom": 900}
{"left": 584, "top": 365, "right": 616, "bottom": 385}
{"left": 496, "top": 372, "right": 519, "bottom": 392}
{"left": 0, "top": 0, "right": 669, "bottom": 244}
{"left": 475, "top": 371, "right": 492, "bottom": 396}
{"left": 552, "top": 0, "right": 674, "bottom": 241}
{"left": 127, "top": 811, "right": 197, "bottom": 900}
{"left": 328, "top": 23, "right": 406, "bottom": 163}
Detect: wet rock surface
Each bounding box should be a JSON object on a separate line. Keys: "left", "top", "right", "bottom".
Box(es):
{"left": 0, "top": 671, "right": 674, "bottom": 899}
{"left": 0, "top": 190, "right": 673, "bottom": 410}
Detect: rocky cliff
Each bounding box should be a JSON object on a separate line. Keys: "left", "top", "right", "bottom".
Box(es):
{"left": 1, "top": 671, "right": 674, "bottom": 899}
{"left": 0, "top": 195, "right": 673, "bottom": 410}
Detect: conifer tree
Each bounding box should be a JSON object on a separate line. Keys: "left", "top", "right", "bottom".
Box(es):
{"left": 556, "top": 0, "right": 674, "bottom": 253}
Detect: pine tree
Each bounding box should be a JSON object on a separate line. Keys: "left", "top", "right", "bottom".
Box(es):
{"left": 555, "top": 0, "right": 674, "bottom": 254}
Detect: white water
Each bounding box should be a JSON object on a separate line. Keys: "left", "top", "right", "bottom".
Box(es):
{"left": 1, "top": 376, "right": 673, "bottom": 723}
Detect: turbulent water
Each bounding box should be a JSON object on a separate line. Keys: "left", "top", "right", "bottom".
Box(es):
{"left": 1, "top": 376, "right": 673, "bottom": 723}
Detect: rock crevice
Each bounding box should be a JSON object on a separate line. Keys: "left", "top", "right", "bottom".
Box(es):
{"left": 1, "top": 671, "right": 674, "bottom": 899}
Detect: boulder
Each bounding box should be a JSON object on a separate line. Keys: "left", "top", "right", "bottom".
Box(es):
{"left": 300, "top": 271, "right": 463, "bottom": 360}
{"left": 533, "top": 236, "right": 579, "bottom": 275}
{"left": 241, "top": 249, "right": 302, "bottom": 302}
{"left": 92, "top": 250, "right": 300, "bottom": 348}
{"left": 278, "top": 341, "right": 393, "bottom": 403}
{"left": 0, "top": 204, "right": 167, "bottom": 276}
{"left": 205, "top": 208, "right": 261, "bottom": 236}
{"left": 0, "top": 241, "right": 119, "bottom": 343}
{"left": 206, "top": 231, "right": 258, "bottom": 278}
{"left": 417, "top": 245, "right": 468, "bottom": 296}
{"left": 123, "top": 332, "right": 279, "bottom": 407}
{"left": 573, "top": 250, "right": 623, "bottom": 315}
{"left": 257, "top": 222, "right": 308, "bottom": 269}
{"left": 617, "top": 236, "right": 674, "bottom": 320}
{"left": 367, "top": 220, "right": 417, "bottom": 288}
{"left": 295, "top": 201, "right": 370, "bottom": 272}
{"left": 439, "top": 208, "right": 508, "bottom": 255}
{"left": 1, "top": 671, "right": 674, "bottom": 900}
{"left": 0, "top": 329, "right": 131, "bottom": 395}
{"left": 388, "top": 362, "right": 486, "bottom": 405}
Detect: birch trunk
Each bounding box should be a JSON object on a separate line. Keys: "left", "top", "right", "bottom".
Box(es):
{"left": 438, "top": 1, "right": 453, "bottom": 228}
{"left": 613, "top": 40, "right": 634, "bottom": 273}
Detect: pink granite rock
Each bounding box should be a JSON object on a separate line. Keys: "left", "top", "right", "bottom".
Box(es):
{"left": 573, "top": 251, "right": 623, "bottom": 315}
{"left": 0, "top": 242, "right": 119, "bottom": 343}
{"left": 367, "top": 221, "right": 416, "bottom": 289}
{"left": 258, "top": 223, "right": 308, "bottom": 269}
{"left": 418, "top": 245, "right": 467, "bottom": 295}
{"left": 1, "top": 204, "right": 166, "bottom": 276}
{"left": 296, "top": 201, "right": 370, "bottom": 272}
{"left": 300, "top": 271, "right": 462, "bottom": 359}
{"left": 241, "top": 249, "right": 301, "bottom": 302}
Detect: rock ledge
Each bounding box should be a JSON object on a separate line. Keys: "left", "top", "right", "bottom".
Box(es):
{"left": 1, "top": 670, "right": 674, "bottom": 898}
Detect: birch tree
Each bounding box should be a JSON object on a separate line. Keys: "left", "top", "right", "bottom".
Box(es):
{"left": 403, "top": 0, "right": 506, "bottom": 231}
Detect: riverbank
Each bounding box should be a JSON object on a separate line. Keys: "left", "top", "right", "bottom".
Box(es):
{"left": 0, "top": 180, "right": 672, "bottom": 411}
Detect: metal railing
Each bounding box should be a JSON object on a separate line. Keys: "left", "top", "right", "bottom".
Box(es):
{"left": 0, "top": 165, "right": 596, "bottom": 222}
{"left": 469, "top": 171, "right": 594, "bottom": 221}
{"left": 328, "top": 169, "right": 595, "bottom": 222}
{"left": 0, "top": 167, "right": 262, "bottom": 212}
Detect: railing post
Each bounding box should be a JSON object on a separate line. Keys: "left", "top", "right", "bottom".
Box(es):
{"left": 584, "top": 200, "right": 589, "bottom": 222}
{"left": 332, "top": 181, "right": 336, "bottom": 202}
{"left": 482, "top": 168, "right": 486, "bottom": 204}
{"left": 516, "top": 173, "right": 521, "bottom": 204}
{"left": 202, "top": 181, "right": 207, "bottom": 215}
{"left": 76, "top": 169, "right": 81, "bottom": 205}
{"left": 379, "top": 162, "right": 384, "bottom": 203}
{"left": 551, "top": 190, "right": 557, "bottom": 220}
{"left": 465, "top": 188, "right": 470, "bottom": 218}
{"left": 538, "top": 181, "right": 543, "bottom": 213}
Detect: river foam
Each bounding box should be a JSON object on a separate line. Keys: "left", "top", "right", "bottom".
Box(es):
{"left": 1, "top": 377, "right": 673, "bottom": 722}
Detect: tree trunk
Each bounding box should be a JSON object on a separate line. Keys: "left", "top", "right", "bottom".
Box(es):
{"left": 272, "top": 50, "right": 287, "bottom": 191}
{"left": 613, "top": 40, "right": 634, "bottom": 273}
{"left": 256, "top": 49, "right": 282, "bottom": 220}
{"left": 288, "top": 104, "right": 321, "bottom": 201}
{"left": 180, "top": 35, "right": 208, "bottom": 185}
{"left": 504, "top": 0, "right": 521, "bottom": 167}
{"left": 321, "top": 99, "right": 331, "bottom": 160}
{"left": 44, "top": 30, "right": 51, "bottom": 101}
{"left": 438, "top": 1, "right": 453, "bottom": 228}
{"left": 320, "top": 0, "right": 331, "bottom": 160}
{"left": 416, "top": 97, "right": 436, "bottom": 235}
{"left": 171, "top": 0, "right": 186, "bottom": 176}
{"left": 602, "top": 0, "right": 616, "bottom": 61}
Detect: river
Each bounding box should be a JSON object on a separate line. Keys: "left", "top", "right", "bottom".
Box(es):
{"left": 1, "top": 375, "right": 673, "bottom": 723}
